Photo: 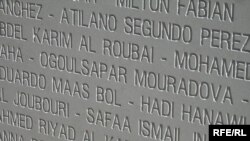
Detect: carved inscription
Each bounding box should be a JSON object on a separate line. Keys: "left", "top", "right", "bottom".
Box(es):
{"left": 0, "top": 0, "right": 249, "bottom": 141}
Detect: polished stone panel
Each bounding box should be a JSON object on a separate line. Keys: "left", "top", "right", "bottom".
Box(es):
{"left": 0, "top": 0, "right": 249, "bottom": 140}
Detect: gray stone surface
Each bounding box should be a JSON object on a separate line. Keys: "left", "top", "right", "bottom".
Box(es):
{"left": 0, "top": 0, "right": 249, "bottom": 140}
